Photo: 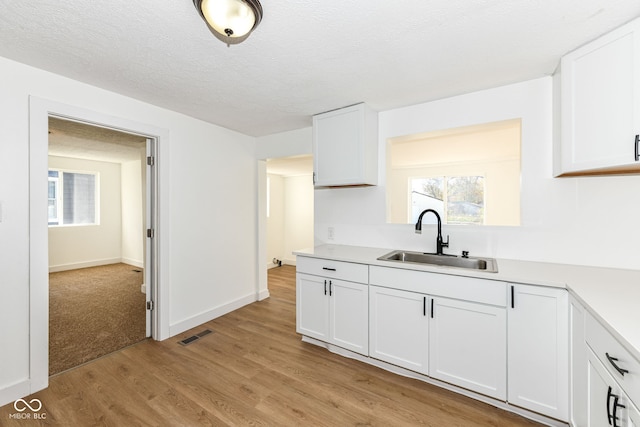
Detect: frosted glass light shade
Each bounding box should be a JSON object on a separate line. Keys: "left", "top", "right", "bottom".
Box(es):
{"left": 193, "top": 0, "right": 263, "bottom": 45}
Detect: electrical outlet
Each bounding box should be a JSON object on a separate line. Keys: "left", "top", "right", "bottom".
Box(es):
{"left": 327, "top": 227, "right": 335, "bottom": 240}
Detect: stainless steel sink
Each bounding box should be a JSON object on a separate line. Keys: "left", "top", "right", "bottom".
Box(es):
{"left": 377, "top": 250, "right": 498, "bottom": 272}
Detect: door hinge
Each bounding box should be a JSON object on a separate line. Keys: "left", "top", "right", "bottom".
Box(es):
{"left": 146, "top": 300, "right": 154, "bottom": 310}
{"left": 147, "top": 228, "right": 154, "bottom": 238}
{"left": 147, "top": 156, "right": 155, "bottom": 166}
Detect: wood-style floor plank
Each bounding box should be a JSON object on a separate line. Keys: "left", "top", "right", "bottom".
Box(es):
{"left": 0, "top": 265, "right": 543, "bottom": 426}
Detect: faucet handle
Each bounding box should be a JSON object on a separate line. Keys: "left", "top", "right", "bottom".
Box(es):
{"left": 442, "top": 235, "right": 450, "bottom": 248}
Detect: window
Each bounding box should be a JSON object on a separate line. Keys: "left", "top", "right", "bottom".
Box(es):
{"left": 387, "top": 119, "right": 521, "bottom": 226}
{"left": 411, "top": 176, "right": 485, "bottom": 225}
{"left": 48, "top": 169, "right": 99, "bottom": 226}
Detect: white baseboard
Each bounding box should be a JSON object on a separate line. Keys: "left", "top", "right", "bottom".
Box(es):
{"left": 121, "top": 257, "right": 144, "bottom": 268}
{"left": 267, "top": 259, "right": 296, "bottom": 269}
{"left": 0, "top": 380, "right": 31, "bottom": 408}
{"left": 49, "top": 257, "right": 144, "bottom": 272}
{"left": 48, "top": 258, "right": 122, "bottom": 273}
{"left": 168, "top": 292, "right": 257, "bottom": 338}
{"left": 258, "top": 289, "right": 270, "bottom": 301}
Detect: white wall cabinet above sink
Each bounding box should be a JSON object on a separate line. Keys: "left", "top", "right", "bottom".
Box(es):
{"left": 557, "top": 17, "right": 640, "bottom": 176}
{"left": 312, "top": 103, "right": 378, "bottom": 187}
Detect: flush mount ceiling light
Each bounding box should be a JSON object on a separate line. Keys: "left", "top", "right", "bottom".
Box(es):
{"left": 192, "top": 0, "right": 263, "bottom": 45}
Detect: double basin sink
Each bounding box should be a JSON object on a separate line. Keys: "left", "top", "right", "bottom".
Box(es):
{"left": 377, "top": 250, "right": 498, "bottom": 273}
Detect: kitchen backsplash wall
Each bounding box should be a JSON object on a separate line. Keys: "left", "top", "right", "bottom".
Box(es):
{"left": 314, "top": 77, "right": 640, "bottom": 270}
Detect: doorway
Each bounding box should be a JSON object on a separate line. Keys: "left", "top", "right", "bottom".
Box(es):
{"left": 29, "top": 97, "right": 168, "bottom": 393}
{"left": 264, "top": 155, "right": 314, "bottom": 269}
{"left": 47, "top": 118, "right": 151, "bottom": 374}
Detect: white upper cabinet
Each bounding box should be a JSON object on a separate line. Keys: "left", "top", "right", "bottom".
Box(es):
{"left": 312, "top": 103, "right": 378, "bottom": 187}
{"left": 558, "top": 17, "right": 640, "bottom": 175}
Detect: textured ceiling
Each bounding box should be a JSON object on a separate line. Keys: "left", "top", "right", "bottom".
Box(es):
{"left": 1, "top": 1, "right": 639, "bottom": 137}
{"left": 49, "top": 118, "right": 146, "bottom": 163}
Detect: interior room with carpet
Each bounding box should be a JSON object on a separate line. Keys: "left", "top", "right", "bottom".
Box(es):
{"left": 1, "top": 1, "right": 640, "bottom": 426}
{"left": 47, "top": 118, "right": 150, "bottom": 375}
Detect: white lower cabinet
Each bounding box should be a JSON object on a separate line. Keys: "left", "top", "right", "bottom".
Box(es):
{"left": 296, "top": 272, "right": 369, "bottom": 355}
{"left": 507, "top": 284, "right": 569, "bottom": 421}
{"left": 571, "top": 295, "right": 640, "bottom": 427}
{"left": 429, "top": 296, "right": 506, "bottom": 400}
{"left": 329, "top": 279, "right": 369, "bottom": 355}
{"left": 297, "top": 273, "right": 330, "bottom": 342}
{"left": 369, "top": 285, "right": 429, "bottom": 374}
{"left": 297, "top": 257, "right": 573, "bottom": 424}
{"left": 631, "top": 400, "right": 640, "bottom": 427}
{"left": 570, "top": 294, "right": 588, "bottom": 427}
{"left": 587, "top": 348, "right": 637, "bottom": 427}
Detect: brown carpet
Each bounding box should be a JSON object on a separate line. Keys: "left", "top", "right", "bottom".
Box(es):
{"left": 49, "top": 263, "right": 147, "bottom": 375}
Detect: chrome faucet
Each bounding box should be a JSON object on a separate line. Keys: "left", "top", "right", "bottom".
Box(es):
{"left": 415, "top": 209, "right": 450, "bottom": 256}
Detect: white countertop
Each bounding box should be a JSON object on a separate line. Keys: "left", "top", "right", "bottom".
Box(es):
{"left": 294, "top": 244, "right": 640, "bottom": 363}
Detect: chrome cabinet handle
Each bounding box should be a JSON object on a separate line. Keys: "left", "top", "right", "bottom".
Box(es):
{"left": 606, "top": 353, "right": 629, "bottom": 376}
{"left": 635, "top": 134, "right": 639, "bottom": 162}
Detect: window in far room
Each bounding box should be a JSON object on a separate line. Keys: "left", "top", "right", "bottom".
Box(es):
{"left": 48, "top": 169, "right": 99, "bottom": 226}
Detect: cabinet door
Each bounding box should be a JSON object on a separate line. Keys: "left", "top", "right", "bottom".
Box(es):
{"left": 570, "top": 294, "right": 588, "bottom": 427}
{"left": 369, "top": 286, "right": 429, "bottom": 374}
{"left": 629, "top": 400, "right": 640, "bottom": 427}
{"left": 508, "top": 284, "right": 569, "bottom": 421}
{"left": 429, "top": 297, "right": 506, "bottom": 400}
{"left": 560, "top": 18, "right": 640, "bottom": 173}
{"left": 296, "top": 273, "right": 330, "bottom": 341}
{"left": 587, "top": 349, "right": 630, "bottom": 427}
{"left": 312, "top": 103, "right": 377, "bottom": 186}
{"left": 329, "top": 279, "right": 369, "bottom": 355}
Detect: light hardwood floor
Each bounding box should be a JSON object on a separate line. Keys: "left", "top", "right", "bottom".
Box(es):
{"left": 0, "top": 265, "right": 542, "bottom": 426}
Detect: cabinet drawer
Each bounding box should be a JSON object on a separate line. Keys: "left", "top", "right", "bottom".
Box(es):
{"left": 296, "top": 256, "right": 368, "bottom": 283}
{"left": 369, "top": 266, "right": 506, "bottom": 306}
{"left": 586, "top": 311, "right": 640, "bottom": 406}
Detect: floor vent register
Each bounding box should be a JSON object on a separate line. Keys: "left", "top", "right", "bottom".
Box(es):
{"left": 178, "top": 329, "right": 214, "bottom": 346}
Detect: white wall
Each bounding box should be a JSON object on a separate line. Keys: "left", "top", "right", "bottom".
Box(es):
{"left": 283, "top": 175, "right": 314, "bottom": 263}
{"left": 267, "top": 174, "right": 285, "bottom": 267}
{"left": 256, "top": 127, "right": 313, "bottom": 160}
{"left": 315, "top": 77, "right": 640, "bottom": 270}
{"left": 121, "top": 158, "right": 144, "bottom": 267}
{"left": 0, "top": 56, "right": 258, "bottom": 406}
{"left": 266, "top": 173, "right": 314, "bottom": 267}
{"left": 48, "top": 156, "right": 123, "bottom": 271}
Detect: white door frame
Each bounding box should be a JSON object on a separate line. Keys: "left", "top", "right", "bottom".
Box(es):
{"left": 28, "top": 97, "right": 170, "bottom": 394}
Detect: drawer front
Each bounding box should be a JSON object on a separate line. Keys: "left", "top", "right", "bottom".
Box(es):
{"left": 296, "top": 256, "right": 368, "bottom": 283}
{"left": 369, "top": 265, "right": 506, "bottom": 307}
{"left": 585, "top": 311, "right": 640, "bottom": 406}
